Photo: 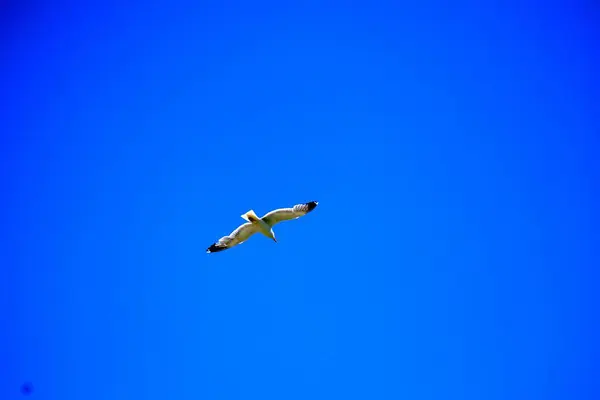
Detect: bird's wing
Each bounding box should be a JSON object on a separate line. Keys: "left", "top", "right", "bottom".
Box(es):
{"left": 261, "top": 201, "right": 319, "bottom": 227}
{"left": 206, "top": 222, "right": 260, "bottom": 253}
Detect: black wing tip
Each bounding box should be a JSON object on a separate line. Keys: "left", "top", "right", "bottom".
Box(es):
{"left": 306, "top": 201, "right": 318, "bottom": 212}
{"left": 207, "top": 243, "right": 227, "bottom": 253}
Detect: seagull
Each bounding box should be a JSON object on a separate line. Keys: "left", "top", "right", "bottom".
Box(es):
{"left": 206, "top": 201, "right": 319, "bottom": 253}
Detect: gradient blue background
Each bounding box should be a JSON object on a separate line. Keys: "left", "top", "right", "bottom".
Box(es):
{"left": 1, "top": 1, "right": 599, "bottom": 399}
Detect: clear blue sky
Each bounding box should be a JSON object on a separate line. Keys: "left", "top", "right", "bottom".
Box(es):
{"left": 1, "top": 1, "right": 599, "bottom": 399}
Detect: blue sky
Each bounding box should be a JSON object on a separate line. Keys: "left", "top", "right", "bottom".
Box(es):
{"left": 1, "top": 1, "right": 599, "bottom": 399}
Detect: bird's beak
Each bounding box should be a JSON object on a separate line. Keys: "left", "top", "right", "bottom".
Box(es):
{"left": 273, "top": 238, "right": 277, "bottom": 243}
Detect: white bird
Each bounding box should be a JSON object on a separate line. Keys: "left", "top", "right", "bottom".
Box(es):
{"left": 206, "top": 201, "right": 319, "bottom": 253}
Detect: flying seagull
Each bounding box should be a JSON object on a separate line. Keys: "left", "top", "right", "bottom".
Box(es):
{"left": 206, "top": 201, "right": 319, "bottom": 253}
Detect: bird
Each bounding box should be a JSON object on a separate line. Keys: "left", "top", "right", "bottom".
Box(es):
{"left": 206, "top": 201, "right": 319, "bottom": 253}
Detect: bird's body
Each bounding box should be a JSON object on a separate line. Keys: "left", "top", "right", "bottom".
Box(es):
{"left": 206, "top": 201, "right": 318, "bottom": 253}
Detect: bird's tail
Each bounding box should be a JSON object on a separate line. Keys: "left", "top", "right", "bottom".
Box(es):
{"left": 241, "top": 210, "right": 260, "bottom": 223}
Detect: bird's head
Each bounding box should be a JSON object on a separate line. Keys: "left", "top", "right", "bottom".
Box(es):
{"left": 270, "top": 229, "right": 277, "bottom": 243}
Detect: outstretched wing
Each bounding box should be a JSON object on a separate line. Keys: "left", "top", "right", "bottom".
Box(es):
{"left": 261, "top": 201, "right": 319, "bottom": 227}
{"left": 206, "top": 222, "right": 260, "bottom": 253}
